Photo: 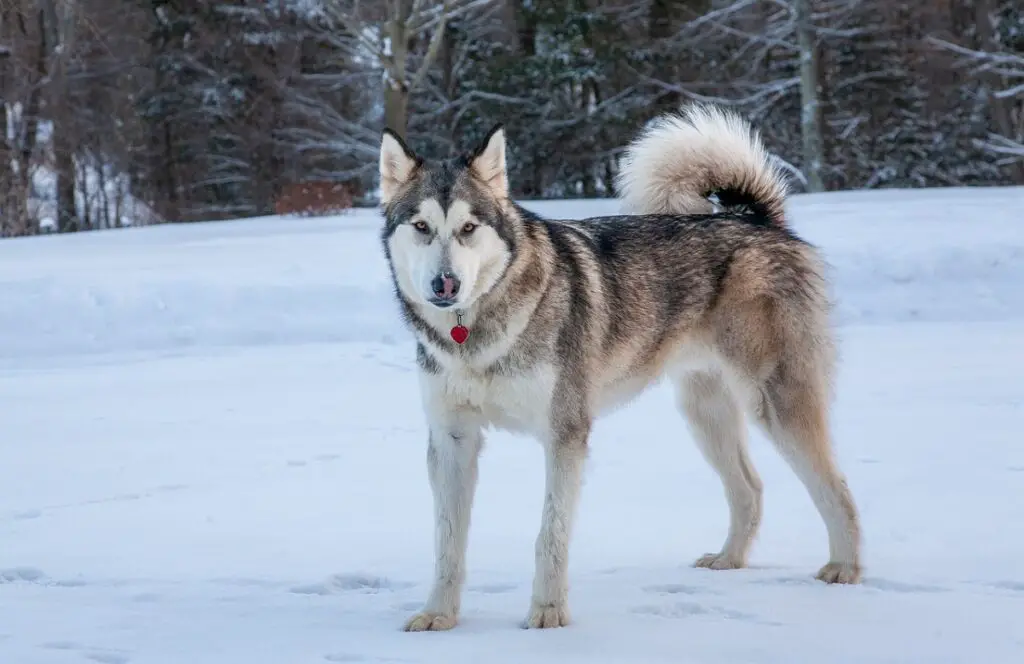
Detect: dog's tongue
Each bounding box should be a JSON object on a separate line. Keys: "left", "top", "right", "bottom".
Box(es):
{"left": 450, "top": 325, "right": 470, "bottom": 344}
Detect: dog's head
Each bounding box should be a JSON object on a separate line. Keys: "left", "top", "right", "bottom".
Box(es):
{"left": 378, "top": 126, "right": 515, "bottom": 312}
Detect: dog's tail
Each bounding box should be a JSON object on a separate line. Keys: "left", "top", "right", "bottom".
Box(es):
{"left": 615, "top": 103, "right": 789, "bottom": 227}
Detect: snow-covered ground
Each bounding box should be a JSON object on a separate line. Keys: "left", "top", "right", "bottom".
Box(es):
{"left": 1, "top": 187, "right": 1023, "bottom": 664}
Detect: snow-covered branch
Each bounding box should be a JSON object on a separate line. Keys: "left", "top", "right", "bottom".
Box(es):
{"left": 975, "top": 134, "right": 1024, "bottom": 161}
{"left": 929, "top": 37, "right": 1024, "bottom": 84}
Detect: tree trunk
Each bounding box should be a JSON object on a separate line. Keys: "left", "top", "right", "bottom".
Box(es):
{"left": 41, "top": 0, "right": 79, "bottom": 232}
{"left": 514, "top": 0, "right": 536, "bottom": 56}
{"left": 439, "top": 21, "right": 456, "bottom": 150}
{"left": 383, "top": 14, "right": 410, "bottom": 139}
{"left": 795, "top": 0, "right": 825, "bottom": 193}
{"left": 384, "top": 78, "right": 410, "bottom": 139}
{"left": 55, "top": 140, "right": 77, "bottom": 232}
{"left": 162, "top": 121, "right": 180, "bottom": 221}
{"left": 0, "top": 14, "right": 14, "bottom": 236}
{"left": 512, "top": 0, "right": 540, "bottom": 196}
{"left": 648, "top": 0, "right": 679, "bottom": 114}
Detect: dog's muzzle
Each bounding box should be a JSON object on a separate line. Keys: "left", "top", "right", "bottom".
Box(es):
{"left": 429, "top": 271, "right": 461, "bottom": 307}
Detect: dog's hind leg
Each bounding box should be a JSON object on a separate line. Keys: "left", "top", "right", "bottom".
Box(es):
{"left": 675, "top": 370, "right": 763, "bottom": 571}
{"left": 403, "top": 411, "right": 483, "bottom": 632}
{"left": 707, "top": 243, "right": 862, "bottom": 584}
{"left": 756, "top": 364, "right": 862, "bottom": 584}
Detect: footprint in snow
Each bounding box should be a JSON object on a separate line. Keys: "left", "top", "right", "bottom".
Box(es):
{"left": 288, "top": 454, "right": 340, "bottom": 468}
{"left": 40, "top": 641, "right": 79, "bottom": 650}
{"left": 632, "top": 601, "right": 780, "bottom": 626}
{"left": 750, "top": 575, "right": 819, "bottom": 588}
{"left": 631, "top": 601, "right": 760, "bottom": 622}
{"left": 38, "top": 642, "right": 130, "bottom": 664}
{"left": 0, "top": 567, "right": 48, "bottom": 583}
{"left": 985, "top": 580, "right": 1024, "bottom": 593}
{"left": 84, "top": 652, "right": 130, "bottom": 664}
{"left": 290, "top": 573, "right": 413, "bottom": 596}
{"left": 861, "top": 578, "right": 949, "bottom": 594}
{"left": 325, "top": 655, "right": 410, "bottom": 663}
{"left": 642, "top": 583, "right": 714, "bottom": 596}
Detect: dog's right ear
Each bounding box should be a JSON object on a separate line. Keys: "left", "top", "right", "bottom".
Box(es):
{"left": 379, "top": 129, "right": 420, "bottom": 206}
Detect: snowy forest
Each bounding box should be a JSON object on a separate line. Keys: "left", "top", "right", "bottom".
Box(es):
{"left": 0, "top": 0, "right": 1022, "bottom": 236}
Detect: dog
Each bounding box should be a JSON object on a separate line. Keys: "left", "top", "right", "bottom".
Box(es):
{"left": 377, "top": 104, "right": 863, "bottom": 632}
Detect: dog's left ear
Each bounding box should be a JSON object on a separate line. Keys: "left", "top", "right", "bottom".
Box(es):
{"left": 379, "top": 129, "right": 421, "bottom": 206}
{"left": 467, "top": 124, "right": 508, "bottom": 199}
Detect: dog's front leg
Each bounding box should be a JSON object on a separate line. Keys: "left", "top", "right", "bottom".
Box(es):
{"left": 403, "top": 409, "right": 483, "bottom": 632}
{"left": 524, "top": 414, "right": 589, "bottom": 629}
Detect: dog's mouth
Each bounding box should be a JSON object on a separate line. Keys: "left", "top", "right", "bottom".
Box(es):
{"left": 427, "top": 297, "right": 457, "bottom": 309}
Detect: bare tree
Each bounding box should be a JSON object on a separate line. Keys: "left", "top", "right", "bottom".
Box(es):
{"left": 972, "top": 0, "right": 1023, "bottom": 182}
{"left": 319, "top": 0, "right": 495, "bottom": 139}
{"left": 408, "top": 1, "right": 509, "bottom": 155}
{"left": 3, "top": 0, "right": 1022, "bottom": 238}
{"left": 40, "top": 0, "right": 80, "bottom": 232}
{"left": 794, "top": 0, "right": 824, "bottom": 192}
{"left": 0, "top": 0, "right": 47, "bottom": 236}
{"left": 930, "top": 3, "right": 1024, "bottom": 183}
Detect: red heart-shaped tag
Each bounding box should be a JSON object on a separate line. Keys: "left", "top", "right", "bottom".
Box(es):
{"left": 450, "top": 325, "right": 470, "bottom": 344}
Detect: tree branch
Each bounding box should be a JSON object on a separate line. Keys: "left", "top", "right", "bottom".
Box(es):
{"left": 408, "top": 1, "right": 451, "bottom": 91}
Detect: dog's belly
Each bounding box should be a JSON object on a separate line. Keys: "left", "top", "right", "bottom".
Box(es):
{"left": 592, "top": 372, "right": 662, "bottom": 416}
{"left": 592, "top": 340, "right": 720, "bottom": 416}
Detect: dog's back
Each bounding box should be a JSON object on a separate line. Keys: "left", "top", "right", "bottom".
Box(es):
{"left": 504, "top": 105, "right": 834, "bottom": 422}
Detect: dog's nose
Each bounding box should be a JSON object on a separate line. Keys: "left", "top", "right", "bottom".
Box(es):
{"left": 431, "top": 273, "right": 460, "bottom": 299}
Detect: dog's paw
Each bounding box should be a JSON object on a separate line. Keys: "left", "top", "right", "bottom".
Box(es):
{"left": 693, "top": 552, "right": 745, "bottom": 570}
{"left": 402, "top": 611, "right": 458, "bottom": 632}
{"left": 815, "top": 561, "right": 861, "bottom": 585}
{"left": 522, "top": 600, "right": 571, "bottom": 629}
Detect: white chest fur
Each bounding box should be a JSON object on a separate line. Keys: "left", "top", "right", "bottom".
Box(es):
{"left": 419, "top": 357, "right": 557, "bottom": 440}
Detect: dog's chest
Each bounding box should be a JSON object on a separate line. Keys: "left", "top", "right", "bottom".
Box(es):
{"left": 437, "top": 362, "right": 557, "bottom": 439}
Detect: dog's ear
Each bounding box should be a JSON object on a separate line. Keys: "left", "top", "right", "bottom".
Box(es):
{"left": 467, "top": 124, "right": 508, "bottom": 199}
{"left": 379, "top": 129, "right": 420, "bottom": 206}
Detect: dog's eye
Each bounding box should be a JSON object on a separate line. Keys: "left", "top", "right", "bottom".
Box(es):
{"left": 461, "top": 222, "right": 477, "bottom": 234}
{"left": 412, "top": 221, "right": 429, "bottom": 234}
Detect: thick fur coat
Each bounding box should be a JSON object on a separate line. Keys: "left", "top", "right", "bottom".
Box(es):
{"left": 377, "top": 104, "right": 863, "bottom": 632}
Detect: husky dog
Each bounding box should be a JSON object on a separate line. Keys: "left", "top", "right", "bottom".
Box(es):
{"left": 378, "top": 104, "right": 862, "bottom": 632}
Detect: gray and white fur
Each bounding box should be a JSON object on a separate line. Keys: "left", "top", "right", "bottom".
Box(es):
{"left": 377, "top": 103, "right": 863, "bottom": 632}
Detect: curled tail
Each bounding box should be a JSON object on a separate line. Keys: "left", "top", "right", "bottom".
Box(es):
{"left": 615, "top": 103, "right": 790, "bottom": 227}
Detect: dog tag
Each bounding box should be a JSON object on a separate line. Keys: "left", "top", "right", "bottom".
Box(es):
{"left": 450, "top": 325, "right": 470, "bottom": 344}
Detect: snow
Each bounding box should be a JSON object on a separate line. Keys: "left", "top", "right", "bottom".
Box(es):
{"left": 1, "top": 186, "right": 1023, "bottom": 663}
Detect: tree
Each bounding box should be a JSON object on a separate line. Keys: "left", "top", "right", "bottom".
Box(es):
{"left": 40, "top": 0, "right": 80, "bottom": 232}
{"left": 1, "top": 0, "right": 49, "bottom": 236}
{"left": 931, "top": 1, "right": 1024, "bottom": 182}
{"left": 3, "top": 0, "right": 1022, "bottom": 237}
{"left": 320, "top": 0, "right": 495, "bottom": 140}
{"left": 794, "top": 0, "right": 825, "bottom": 192}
